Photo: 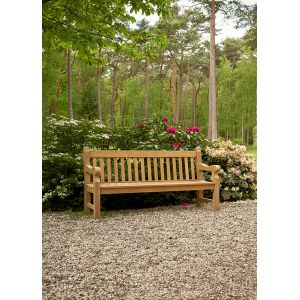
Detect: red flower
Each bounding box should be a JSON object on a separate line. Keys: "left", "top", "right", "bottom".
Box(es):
{"left": 179, "top": 202, "right": 189, "bottom": 207}
{"left": 186, "top": 126, "right": 200, "bottom": 133}
{"left": 166, "top": 126, "right": 177, "bottom": 134}
{"left": 137, "top": 122, "right": 143, "bottom": 128}
{"left": 162, "top": 116, "right": 169, "bottom": 123}
{"left": 172, "top": 142, "right": 181, "bottom": 149}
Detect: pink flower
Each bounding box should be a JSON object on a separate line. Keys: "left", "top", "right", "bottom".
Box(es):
{"left": 179, "top": 202, "right": 189, "bottom": 207}
{"left": 186, "top": 126, "right": 200, "bottom": 133}
{"left": 137, "top": 122, "right": 143, "bottom": 128}
{"left": 172, "top": 142, "right": 181, "bottom": 149}
{"left": 162, "top": 116, "right": 169, "bottom": 123}
{"left": 166, "top": 126, "right": 177, "bottom": 134}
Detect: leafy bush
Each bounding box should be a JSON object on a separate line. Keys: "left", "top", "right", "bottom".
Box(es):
{"left": 42, "top": 115, "right": 256, "bottom": 211}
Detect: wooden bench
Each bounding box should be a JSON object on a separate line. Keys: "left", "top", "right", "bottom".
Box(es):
{"left": 83, "top": 147, "right": 221, "bottom": 219}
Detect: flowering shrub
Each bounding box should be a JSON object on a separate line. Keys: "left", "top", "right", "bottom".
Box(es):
{"left": 203, "top": 140, "right": 257, "bottom": 200}
{"left": 42, "top": 115, "right": 256, "bottom": 211}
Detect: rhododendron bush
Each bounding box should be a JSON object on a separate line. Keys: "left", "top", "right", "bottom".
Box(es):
{"left": 43, "top": 115, "right": 256, "bottom": 211}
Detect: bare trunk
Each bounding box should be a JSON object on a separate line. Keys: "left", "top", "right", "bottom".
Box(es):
{"left": 96, "top": 66, "right": 102, "bottom": 124}
{"left": 67, "top": 49, "right": 73, "bottom": 121}
{"left": 175, "top": 72, "right": 183, "bottom": 124}
{"left": 77, "top": 63, "right": 81, "bottom": 92}
{"left": 191, "top": 82, "right": 195, "bottom": 126}
{"left": 208, "top": 0, "right": 217, "bottom": 140}
{"left": 170, "top": 59, "right": 177, "bottom": 121}
{"left": 144, "top": 59, "right": 149, "bottom": 119}
{"left": 182, "top": 58, "right": 190, "bottom": 127}
{"left": 53, "top": 49, "right": 67, "bottom": 114}
{"left": 110, "top": 67, "right": 117, "bottom": 127}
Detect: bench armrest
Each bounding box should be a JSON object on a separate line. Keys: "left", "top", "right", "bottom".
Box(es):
{"left": 198, "top": 163, "right": 221, "bottom": 183}
{"left": 198, "top": 163, "right": 221, "bottom": 173}
{"left": 85, "top": 164, "right": 101, "bottom": 181}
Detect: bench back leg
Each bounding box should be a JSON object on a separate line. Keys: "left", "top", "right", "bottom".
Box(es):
{"left": 84, "top": 188, "right": 91, "bottom": 213}
{"left": 196, "top": 191, "right": 205, "bottom": 205}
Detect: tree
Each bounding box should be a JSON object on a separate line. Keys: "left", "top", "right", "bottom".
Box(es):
{"left": 42, "top": 0, "right": 172, "bottom": 63}
{"left": 192, "top": 0, "right": 250, "bottom": 140}
{"left": 67, "top": 49, "right": 73, "bottom": 121}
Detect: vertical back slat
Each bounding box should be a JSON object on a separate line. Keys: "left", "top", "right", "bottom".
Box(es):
{"left": 134, "top": 158, "right": 139, "bottom": 182}
{"left": 107, "top": 158, "right": 112, "bottom": 182}
{"left": 160, "top": 158, "right": 165, "bottom": 181}
{"left": 114, "top": 158, "right": 118, "bottom": 182}
{"left": 147, "top": 158, "right": 152, "bottom": 181}
{"left": 172, "top": 158, "right": 177, "bottom": 180}
{"left": 120, "top": 158, "right": 125, "bottom": 182}
{"left": 140, "top": 158, "right": 145, "bottom": 181}
{"left": 99, "top": 158, "right": 104, "bottom": 182}
{"left": 190, "top": 157, "right": 195, "bottom": 180}
{"left": 92, "top": 158, "right": 97, "bottom": 167}
{"left": 184, "top": 157, "right": 189, "bottom": 180}
{"left": 166, "top": 158, "right": 171, "bottom": 181}
{"left": 178, "top": 158, "right": 183, "bottom": 180}
{"left": 127, "top": 159, "right": 132, "bottom": 182}
{"left": 153, "top": 158, "right": 158, "bottom": 181}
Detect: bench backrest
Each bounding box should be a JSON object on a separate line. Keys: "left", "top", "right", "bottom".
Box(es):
{"left": 83, "top": 148, "right": 204, "bottom": 183}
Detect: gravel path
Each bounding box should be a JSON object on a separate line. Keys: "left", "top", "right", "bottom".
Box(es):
{"left": 43, "top": 201, "right": 256, "bottom": 300}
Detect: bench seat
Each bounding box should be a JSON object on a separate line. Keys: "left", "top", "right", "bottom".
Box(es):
{"left": 87, "top": 180, "right": 215, "bottom": 194}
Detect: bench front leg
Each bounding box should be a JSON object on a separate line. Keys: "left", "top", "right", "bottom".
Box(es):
{"left": 197, "top": 163, "right": 221, "bottom": 211}
{"left": 84, "top": 165, "right": 102, "bottom": 218}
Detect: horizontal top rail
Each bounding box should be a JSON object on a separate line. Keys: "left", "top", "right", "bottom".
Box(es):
{"left": 88, "top": 150, "right": 197, "bottom": 158}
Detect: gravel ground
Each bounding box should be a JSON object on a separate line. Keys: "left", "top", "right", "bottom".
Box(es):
{"left": 43, "top": 201, "right": 256, "bottom": 300}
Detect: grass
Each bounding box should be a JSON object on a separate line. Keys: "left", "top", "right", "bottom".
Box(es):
{"left": 246, "top": 145, "right": 257, "bottom": 162}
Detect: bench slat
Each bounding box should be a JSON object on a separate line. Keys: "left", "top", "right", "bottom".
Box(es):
{"left": 107, "top": 158, "right": 112, "bottom": 182}
{"left": 141, "top": 158, "right": 145, "bottom": 182}
{"left": 121, "top": 158, "right": 125, "bottom": 182}
{"left": 153, "top": 158, "right": 158, "bottom": 181}
{"left": 114, "top": 158, "right": 118, "bottom": 182}
{"left": 127, "top": 159, "right": 132, "bottom": 182}
{"left": 166, "top": 158, "right": 171, "bottom": 180}
{"left": 160, "top": 158, "right": 165, "bottom": 181}
{"left": 178, "top": 158, "right": 183, "bottom": 180}
{"left": 89, "top": 150, "right": 197, "bottom": 158}
{"left": 134, "top": 158, "right": 139, "bottom": 182}
{"left": 190, "top": 158, "right": 195, "bottom": 180}
{"left": 172, "top": 158, "right": 177, "bottom": 180}
{"left": 99, "top": 158, "right": 104, "bottom": 182}
{"left": 147, "top": 158, "right": 152, "bottom": 181}
{"left": 184, "top": 157, "right": 189, "bottom": 180}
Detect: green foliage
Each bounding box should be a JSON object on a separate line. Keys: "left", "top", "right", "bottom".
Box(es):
{"left": 42, "top": 116, "right": 256, "bottom": 211}
{"left": 42, "top": 0, "right": 172, "bottom": 63}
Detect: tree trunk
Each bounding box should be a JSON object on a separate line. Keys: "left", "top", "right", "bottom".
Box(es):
{"left": 110, "top": 66, "right": 117, "bottom": 127}
{"left": 67, "top": 49, "right": 73, "bottom": 121}
{"left": 175, "top": 72, "right": 183, "bottom": 124}
{"left": 77, "top": 62, "right": 81, "bottom": 92}
{"left": 144, "top": 59, "right": 149, "bottom": 119}
{"left": 170, "top": 58, "right": 177, "bottom": 121}
{"left": 53, "top": 49, "right": 67, "bottom": 115}
{"left": 182, "top": 58, "right": 190, "bottom": 127}
{"left": 208, "top": 0, "right": 217, "bottom": 140}
{"left": 96, "top": 66, "right": 102, "bottom": 125}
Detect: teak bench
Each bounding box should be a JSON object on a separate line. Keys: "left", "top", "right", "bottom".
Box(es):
{"left": 83, "top": 147, "right": 221, "bottom": 219}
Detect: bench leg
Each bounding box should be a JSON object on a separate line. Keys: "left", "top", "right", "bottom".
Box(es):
{"left": 84, "top": 187, "right": 91, "bottom": 213}
{"left": 196, "top": 191, "right": 205, "bottom": 205}
{"left": 212, "top": 181, "right": 220, "bottom": 211}
{"left": 93, "top": 183, "right": 101, "bottom": 219}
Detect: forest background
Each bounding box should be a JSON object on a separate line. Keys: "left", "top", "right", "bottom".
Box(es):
{"left": 42, "top": 0, "right": 257, "bottom": 146}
